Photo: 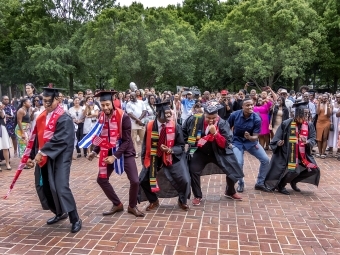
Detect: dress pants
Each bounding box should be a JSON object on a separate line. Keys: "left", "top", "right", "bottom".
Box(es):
{"left": 97, "top": 156, "right": 139, "bottom": 208}
{"left": 189, "top": 149, "right": 236, "bottom": 199}
{"left": 41, "top": 166, "right": 79, "bottom": 223}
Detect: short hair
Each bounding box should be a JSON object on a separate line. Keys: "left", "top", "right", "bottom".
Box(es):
{"left": 78, "top": 91, "right": 83, "bottom": 95}
{"left": 289, "top": 90, "right": 295, "bottom": 95}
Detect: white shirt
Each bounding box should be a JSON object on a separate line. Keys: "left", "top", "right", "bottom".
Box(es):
{"left": 126, "top": 100, "right": 146, "bottom": 129}
{"left": 285, "top": 98, "right": 294, "bottom": 117}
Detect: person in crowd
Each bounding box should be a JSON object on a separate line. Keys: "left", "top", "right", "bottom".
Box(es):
{"left": 25, "top": 83, "right": 36, "bottom": 103}
{"left": 113, "top": 93, "right": 121, "bottom": 109}
{"left": 136, "top": 89, "right": 143, "bottom": 101}
{"left": 201, "top": 91, "right": 210, "bottom": 103}
{"left": 68, "top": 98, "right": 85, "bottom": 158}
{"left": 85, "top": 91, "right": 144, "bottom": 217}
{"left": 122, "top": 93, "right": 130, "bottom": 111}
{"left": 211, "top": 92, "right": 217, "bottom": 100}
{"left": 288, "top": 90, "right": 296, "bottom": 103}
{"left": 25, "top": 87, "right": 82, "bottom": 233}
{"left": 15, "top": 98, "right": 32, "bottom": 158}
{"left": 279, "top": 89, "right": 294, "bottom": 118}
{"left": 180, "top": 91, "right": 195, "bottom": 125}
{"left": 2, "top": 96, "right": 18, "bottom": 157}
{"left": 0, "top": 102, "right": 11, "bottom": 171}
{"left": 30, "top": 95, "right": 45, "bottom": 131}
{"left": 254, "top": 95, "right": 273, "bottom": 150}
{"left": 183, "top": 100, "right": 244, "bottom": 205}
{"left": 232, "top": 89, "right": 246, "bottom": 111}
{"left": 270, "top": 97, "right": 289, "bottom": 136}
{"left": 126, "top": 92, "right": 147, "bottom": 158}
{"left": 265, "top": 101, "right": 320, "bottom": 195}
{"left": 144, "top": 94, "right": 157, "bottom": 122}
{"left": 228, "top": 95, "right": 271, "bottom": 193}
{"left": 218, "top": 90, "right": 233, "bottom": 121}
{"left": 78, "top": 91, "right": 85, "bottom": 106}
{"left": 139, "top": 101, "right": 190, "bottom": 211}
{"left": 82, "top": 96, "right": 99, "bottom": 157}
{"left": 302, "top": 92, "right": 316, "bottom": 120}
{"left": 173, "top": 94, "right": 182, "bottom": 125}
{"left": 327, "top": 93, "right": 340, "bottom": 157}
{"left": 316, "top": 94, "right": 332, "bottom": 159}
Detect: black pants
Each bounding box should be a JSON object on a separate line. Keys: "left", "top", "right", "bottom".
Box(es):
{"left": 140, "top": 170, "right": 159, "bottom": 204}
{"left": 279, "top": 167, "right": 319, "bottom": 188}
{"left": 41, "top": 166, "right": 79, "bottom": 223}
{"left": 189, "top": 150, "right": 236, "bottom": 199}
{"left": 75, "top": 123, "right": 84, "bottom": 154}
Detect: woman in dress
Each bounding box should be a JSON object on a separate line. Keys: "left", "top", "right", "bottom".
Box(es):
{"left": 254, "top": 95, "right": 273, "bottom": 150}
{"left": 0, "top": 102, "right": 11, "bottom": 170}
{"left": 270, "top": 96, "right": 289, "bottom": 136}
{"left": 316, "top": 94, "right": 332, "bottom": 159}
{"left": 30, "top": 95, "right": 45, "bottom": 132}
{"left": 68, "top": 98, "right": 85, "bottom": 158}
{"left": 144, "top": 94, "right": 157, "bottom": 123}
{"left": 15, "top": 98, "right": 31, "bottom": 158}
{"left": 327, "top": 93, "right": 340, "bottom": 157}
{"left": 82, "top": 96, "right": 99, "bottom": 157}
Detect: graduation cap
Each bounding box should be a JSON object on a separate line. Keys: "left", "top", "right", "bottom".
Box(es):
{"left": 154, "top": 101, "right": 171, "bottom": 112}
{"left": 292, "top": 100, "right": 308, "bottom": 108}
{"left": 202, "top": 100, "right": 224, "bottom": 114}
{"left": 42, "top": 87, "right": 64, "bottom": 98}
{"left": 94, "top": 90, "right": 117, "bottom": 101}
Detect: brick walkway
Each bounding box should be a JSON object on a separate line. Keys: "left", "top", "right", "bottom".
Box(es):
{"left": 0, "top": 150, "right": 339, "bottom": 255}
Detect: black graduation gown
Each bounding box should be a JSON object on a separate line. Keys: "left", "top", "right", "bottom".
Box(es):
{"left": 138, "top": 123, "right": 191, "bottom": 203}
{"left": 30, "top": 113, "right": 77, "bottom": 215}
{"left": 265, "top": 119, "right": 321, "bottom": 189}
{"left": 182, "top": 115, "right": 244, "bottom": 182}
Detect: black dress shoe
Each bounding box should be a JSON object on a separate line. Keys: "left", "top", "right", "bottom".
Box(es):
{"left": 278, "top": 187, "right": 290, "bottom": 195}
{"left": 290, "top": 182, "right": 301, "bottom": 192}
{"left": 71, "top": 219, "right": 82, "bottom": 233}
{"left": 237, "top": 182, "right": 244, "bottom": 193}
{"left": 46, "top": 213, "right": 68, "bottom": 225}
{"left": 254, "top": 184, "right": 271, "bottom": 192}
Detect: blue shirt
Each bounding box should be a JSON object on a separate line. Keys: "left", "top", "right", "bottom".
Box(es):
{"left": 228, "top": 110, "right": 261, "bottom": 150}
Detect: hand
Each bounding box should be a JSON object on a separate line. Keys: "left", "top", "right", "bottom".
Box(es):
{"left": 277, "top": 140, "right": 284, "bottom": 146}
{"left": 300, "top": 136, "right": 307, "bottom": 144}
{"left": 87, "top": 152, "right": 96, "bottom": 161}
{"left": 245, "top": 83, "right": 249, "bottom": 87}
{"left": 136, "top": 119, "right": 143, "bottom": 126}
{"left": 34, "top": 152, "right": 43, "bottom": 164}
{"left": 26, "top": 159, "right": 35, "bottom": 168}
{"left": 209, "top": 124, "right": 217, "bottom": 135}
{"left": 103, "top": 156, "right": 115, "bottom": 164}
{"left": 160, "top": 144, "right": 169, "bottom": 152}
{"left": 244, "top": 131, "right": 251, "bottom": 140}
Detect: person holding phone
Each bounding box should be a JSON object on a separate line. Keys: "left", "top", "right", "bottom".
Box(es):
{"left": 30, "top": 95, "right": 45, "bottom": 131}
{"left": 228, "top": 95, "right": 271, "bottom": 193}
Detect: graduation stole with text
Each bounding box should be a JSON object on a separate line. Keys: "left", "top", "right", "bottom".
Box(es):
{"left": 288, "top": 121, "right": 317, "bottom": 172}
{"left": 187, "top": 114, "right": 203, "bottom": 157}
{"left": 144, "top": 120, "right": 175, "bottom": 193}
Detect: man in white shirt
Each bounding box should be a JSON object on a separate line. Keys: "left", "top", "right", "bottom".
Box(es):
{"left": 126, "top": 92, "right": 147, "bottom": 158}
{"left": 280, "top": 89, "right": 294, "bottom": 118}
{"left": 303, "top": 92, "right": 316, "bottom": 119}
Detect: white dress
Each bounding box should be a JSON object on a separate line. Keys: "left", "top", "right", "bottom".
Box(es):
{"left": 0, "top": 112, "right": 11, "bottom": 149}
{"left": 327, "top": 104, "right": 340, "bottom": 150}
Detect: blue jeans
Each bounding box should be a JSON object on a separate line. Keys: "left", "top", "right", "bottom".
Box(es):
{"left": 233, "top": 143, "right": 270, "bottom": 186}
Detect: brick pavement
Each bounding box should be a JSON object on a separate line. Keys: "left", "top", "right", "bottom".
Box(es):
{"left": 0, "top": 150, "right": 340, "bottom": 255}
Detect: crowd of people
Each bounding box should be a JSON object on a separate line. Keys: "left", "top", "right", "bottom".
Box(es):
{"left": 0, "top": 81, "right": 339, "bottom": 233}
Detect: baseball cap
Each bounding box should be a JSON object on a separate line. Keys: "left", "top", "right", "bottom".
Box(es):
{"left": 221, "top": 90, "right": 228, "bottom": 95}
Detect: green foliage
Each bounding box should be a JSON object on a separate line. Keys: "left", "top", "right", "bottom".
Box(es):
{"left": 0, "top": 0, "right": 339, "bottom": 95}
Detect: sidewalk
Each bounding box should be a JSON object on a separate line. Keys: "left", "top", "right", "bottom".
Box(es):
{"left": 0, "top": 151, "right": 339, "bottom": 255}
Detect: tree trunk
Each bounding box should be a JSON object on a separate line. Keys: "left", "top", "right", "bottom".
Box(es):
{"left": 334, "top": 74, "right": 338, "bottom": 94}
{"left": 294, "top": 77, "right": 299, "bottom": 92}
{"left": 69, "top": 73, "right": 74, "bottom": 96}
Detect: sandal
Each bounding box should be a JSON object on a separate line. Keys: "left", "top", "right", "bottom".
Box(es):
{"left": 315, "top": 153, "right": 320, "bottom": 157}
{"left": 320, "top": 154, "right": 326, "bottom": 159}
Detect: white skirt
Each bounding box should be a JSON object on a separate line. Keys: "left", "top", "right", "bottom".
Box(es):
{"left": 0, "top": 125, "right": 11, "bottom": 150}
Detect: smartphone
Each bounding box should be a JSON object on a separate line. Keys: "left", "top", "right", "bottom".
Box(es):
{"left": 89, "top": 102, "right": 94, "bottom": 106}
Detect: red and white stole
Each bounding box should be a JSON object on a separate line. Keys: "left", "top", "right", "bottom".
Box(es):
{"left": 4, "top": 105, "right": 64, "bottom": 198}
{"left": 197, "top": 117, "right": 220, "bottom": 147}
{"left": 92, "top": 112, "right": 120, "bottom": 178}
{"left": 298, "top": 121, "right": 317, "bottom": 169}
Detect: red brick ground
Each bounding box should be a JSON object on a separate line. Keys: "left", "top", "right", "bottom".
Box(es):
{"left": 0, "top": 149, "right": 339, "bottom": 255}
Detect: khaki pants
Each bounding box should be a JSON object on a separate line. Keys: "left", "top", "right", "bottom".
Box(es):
{"left": 131, "top": 128, "right": 145, "bottom": 153}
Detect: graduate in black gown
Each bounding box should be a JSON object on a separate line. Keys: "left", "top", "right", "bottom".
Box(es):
{"left": 26, "top": 87, "right": 82, "bottom": 233}
{"left": 139, "top": 101, "right": 191, "bottom": 211}
{"left": 265, "top": 101, "right": 320, "bottom": 195}
{"left": 182, "top": 100, "right": 244, "bottom": 206}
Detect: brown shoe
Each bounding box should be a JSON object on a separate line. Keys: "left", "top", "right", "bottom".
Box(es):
{"left": 128, "top": 206, "right": 145, "bottom": 217}
{"left": 146, "top": 200, "right": 159, "bottom": 211}
{"left": 178, "top": 200, "right": 189, "bottom": 211}
{"left": 102, "top": 203, "right": 124, "bottom": 216}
